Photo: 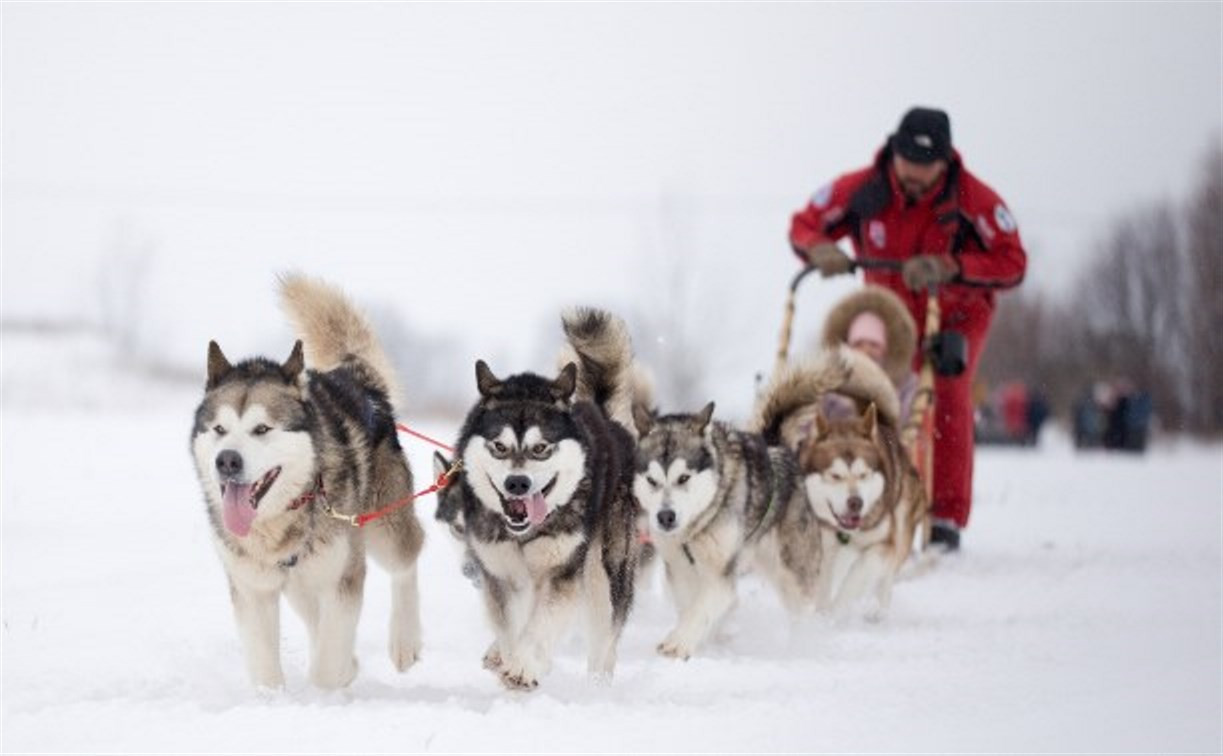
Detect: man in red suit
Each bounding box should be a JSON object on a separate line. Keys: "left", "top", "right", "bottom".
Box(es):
{"left": 789, "top": 107, "right": 1027, "bottom": 551}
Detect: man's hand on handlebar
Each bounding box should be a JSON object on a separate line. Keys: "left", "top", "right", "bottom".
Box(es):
{"left": 901, "top": 254, "right": 959, "bottom": 290}
{"left": 804, "top": 243, "right": 854, "bottom": 278}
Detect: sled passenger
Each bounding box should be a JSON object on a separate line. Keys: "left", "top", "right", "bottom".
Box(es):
{"left": 817, "top": 286, "right": 919, "bottom": 424}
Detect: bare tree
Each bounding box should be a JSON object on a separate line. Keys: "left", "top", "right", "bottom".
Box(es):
{"left": 1072, "top": 203, "right": 1185, "bottom": 427}
{"left": 1182, "top": 139, "right": 1223, "bottom": 434}
{"left": 978, "top": 139, "right": 1221, "bottom": 437}
{"left": 979, "top": 289, "right": 1084, "bottom": 414}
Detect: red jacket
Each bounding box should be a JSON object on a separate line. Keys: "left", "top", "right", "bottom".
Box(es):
{"left": 790, "top": 147, "right": 1026, "bottom": 332}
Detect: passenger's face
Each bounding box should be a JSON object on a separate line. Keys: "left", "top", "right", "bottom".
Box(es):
{"left": 849, "top": 337, "right": 886, "bottom": 365}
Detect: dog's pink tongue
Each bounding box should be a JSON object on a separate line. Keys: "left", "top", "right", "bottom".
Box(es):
{"left": 222, "top": 483, "right": 257, "bottom": 537}
{"left": 525, "top": 492, "right": 548, "bottom": 525}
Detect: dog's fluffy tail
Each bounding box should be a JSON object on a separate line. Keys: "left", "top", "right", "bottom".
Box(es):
{"left": 559, "top": 307, "right": 641, "bottom": 435}
{"left": 278, "top": 273, "right": 404, "bottom": 413}
{"left": 751, "top": 345, "right": 899, "bottom": 445}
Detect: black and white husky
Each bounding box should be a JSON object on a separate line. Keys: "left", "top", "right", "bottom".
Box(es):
{"left": 447, "top": 308, "right": 642, "bottom": 690}
{"left": 190, "top": 275, "right": 424, "bottom": 689}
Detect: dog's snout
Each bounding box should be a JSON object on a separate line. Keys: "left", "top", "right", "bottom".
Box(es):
{"left": 504, "top": 474, "right": 532, "bottom": 497}
{"left": 846, "top": 495, "right": 864, "bottom": 514}
{"left": 216, "top": 450, "right": 244, "bottom": 478}
{"left": 656, "top": 509, "right": 677, "bottom": 531}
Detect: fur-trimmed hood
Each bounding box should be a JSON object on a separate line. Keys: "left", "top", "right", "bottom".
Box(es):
{"left": 820, "top": 286, "right": 917, "bottom": 385}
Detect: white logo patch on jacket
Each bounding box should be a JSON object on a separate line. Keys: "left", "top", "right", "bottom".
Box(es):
{"left": 810, "top": 183, "right": 833, "bottom": 208}
{"left": 994, "top": 204, "right": 1017, "bottom": 234}
{"left": 868, "top": 220, "right": 887, "bottom": 249}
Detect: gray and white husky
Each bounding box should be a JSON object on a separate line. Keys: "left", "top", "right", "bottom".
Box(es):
{"left": 632, "top": 402, "right": 818, "bottom": 660}
{"left": 190, "top": 275, "right": 424, "bottom": 689}
{"left": 447, "top": 308, "right": 642, "bottom": 690}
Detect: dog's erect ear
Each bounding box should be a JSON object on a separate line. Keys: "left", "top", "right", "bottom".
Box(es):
{"left": 432, "top": 450, "right": 451, "bottom": 479}
{"left": 475, "top": 360, "right": 500, "bottom": 398}
{"left": 693, "top": 401, "right": 716, "bottom": 433}
{"left": 861, "top": 402, "right": 878, "bottom": 438}
{"left": 206, "top": 341, "right": 232, "bottom": 389}
{"left": 552, "top": 362, "right": 577, "bottom": 402}
{"left": 632, "top": 403, "right": 654, "bottom": 436}
{"left": 813, "top": 408, "right": 830, "bottom": 439}
{"left": 282, "top": 340, "right": 305, "bottom": 382}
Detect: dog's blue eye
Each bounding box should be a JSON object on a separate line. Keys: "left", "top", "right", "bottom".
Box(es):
{"left": 213, "top": 425, "right": 227, "bottom": 436}
{"left": 252, "top": 424, "right": 272, "bottom": 436}
{"left": 676, "top": 473, "right": 691, "bottom": 485}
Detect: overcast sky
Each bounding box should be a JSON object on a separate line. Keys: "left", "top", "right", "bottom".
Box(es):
{"left": 3, "top": 2, "right": 1220, "bottom": 417}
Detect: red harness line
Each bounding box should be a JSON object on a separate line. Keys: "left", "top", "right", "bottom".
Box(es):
{"left": 394, "top": 423, "right": 455, "bottom": 454}
{"left": 305, "top": 422, "right": 462, "bottom": 528}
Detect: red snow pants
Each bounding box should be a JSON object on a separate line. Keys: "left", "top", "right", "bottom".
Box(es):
{"left": 924, "top": 300, "right": 992, "bottom": 530}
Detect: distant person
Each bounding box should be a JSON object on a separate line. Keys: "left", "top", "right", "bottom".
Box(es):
{"left": 1104, "top": 379, "right": 1132, "bottom": 451}
{"left": 999, "top": 381, "right": 1030, "bottom": 443}
{"left": 1025, "top": 388, "right": 1050, "bottom": 446}
{"left": 1074, "top": 382, "right": 1109, "bottom": 449}
{"left": 788, "top": 106, "right": 1027, "bottom": 552}
{"left": 1105, "top": 380, "right": 1152, "bottom": 453}
{"left": 1123, "top": 389, "right": 1152, "bottom": 452}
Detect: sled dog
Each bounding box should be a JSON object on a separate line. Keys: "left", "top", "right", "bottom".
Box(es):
{"left": 448, "top": 308, "right": 641, "bottom": 690}
{"left": 755, "top": 347, "right": 928, "bottom": 614}
{"left": 631, "top": 399, "right": 817, "bottom": 660}
{"left": 190, "top": 275, "right": 423, "bottom": 688}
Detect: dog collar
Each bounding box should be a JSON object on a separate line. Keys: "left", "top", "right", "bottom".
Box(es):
{"left": 287, "top": 475, "right": 325, "bottom": 511}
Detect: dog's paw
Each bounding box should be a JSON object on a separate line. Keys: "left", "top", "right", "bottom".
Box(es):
{"left": 863, "top": 601, "right": 892, "bottom": 624}
{"left": 310, "top": 656, "right": 358, "bottom": 689}
{"left": 389, "top": 636, "right": 422, "bottom": 673}
{"left": 499, "top": 664, "right": 540, "bottom": 692}
{"left": 497, "top": 650, "right": 543, "bottom": 691}
{"left": 251, "top": 670, "right": 286, "bottom": 690}
{"left": 482, "top": 646, "right": 504, "bottom": 671}
{"left": 253, "top": 680, "right": 286, "bottom": 696}
{"left": 656, "top": 634, "right": 694, "bottom": 661}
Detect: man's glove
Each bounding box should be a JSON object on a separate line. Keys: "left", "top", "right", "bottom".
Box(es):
{"left": 805, "top": 243, "right": 854, "bottom": 278}
{"left": 901, "top": 255, "right": 959, "bottom": 290}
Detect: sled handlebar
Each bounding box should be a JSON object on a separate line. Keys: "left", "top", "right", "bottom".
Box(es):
{"left": 787, "top": 258, "right": 902, "bottom": 293}
{"left": 851, "top": 258, "right": 904, "bottom": 272}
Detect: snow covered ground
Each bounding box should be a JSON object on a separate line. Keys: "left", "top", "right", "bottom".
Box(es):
{"left": 2, "top": 346, "right": 1220, "bottom": 753}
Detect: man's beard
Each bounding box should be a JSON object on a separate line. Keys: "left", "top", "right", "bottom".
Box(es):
{"left": 900, "top": 179, "right": 933, "bottom": 201}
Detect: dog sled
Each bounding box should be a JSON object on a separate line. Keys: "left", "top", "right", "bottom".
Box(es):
{"left": 771, "top": 258, "right": 968, "bottom": 546}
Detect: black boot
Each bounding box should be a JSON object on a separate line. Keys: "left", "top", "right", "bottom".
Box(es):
{"left": 930, "top": 520, "right": 961, "bottom": 552}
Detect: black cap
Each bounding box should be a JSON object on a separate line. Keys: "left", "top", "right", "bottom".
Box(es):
{"left": 891, "top": 107, "right": 952, "bottom": 164}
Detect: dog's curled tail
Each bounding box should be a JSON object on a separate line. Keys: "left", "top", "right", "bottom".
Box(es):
{"left": 559, "top": 307, "right": 640, "bottom": 435}
{"left": 751, "top": 345, "right": 899, "bottom": 445}
{"left": 278, "top": 273, "right": 404, "bottom": 413}
{"left": 628, "top": 362, "right": 657, "bottom": 427}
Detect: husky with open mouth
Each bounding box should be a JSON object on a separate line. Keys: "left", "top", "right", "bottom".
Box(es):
{"left": 189, "top": 275, "right": 424, "bottom": 689}
{"left": 755, "top": 346, "right": 927, "bottom": 615}
{"left": 449, "top": 308, "right": 642, "bottom": 691}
